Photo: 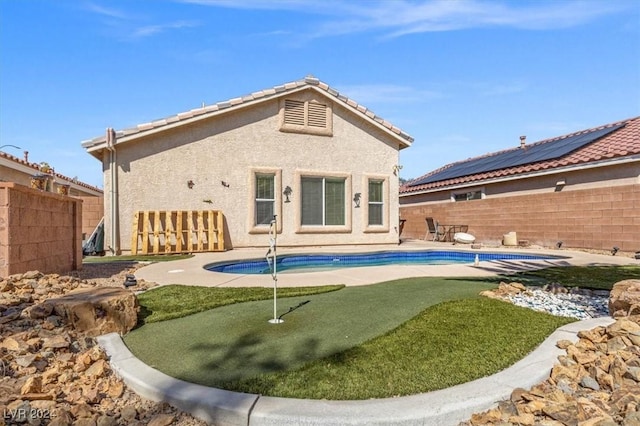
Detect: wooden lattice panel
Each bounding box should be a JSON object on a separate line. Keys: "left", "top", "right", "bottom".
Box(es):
{"left": 131, "top": 210, "right": 225, "bottom": 255}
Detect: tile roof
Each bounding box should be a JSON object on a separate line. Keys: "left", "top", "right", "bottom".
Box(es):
{"left": 0, "top": 151, "right": 103, "bottom": 194}
{"left": 82, "top": 75, "right": 414, "bottom": 152}
{"left": 401, "top": 116, "right": 640, "bottom": 195}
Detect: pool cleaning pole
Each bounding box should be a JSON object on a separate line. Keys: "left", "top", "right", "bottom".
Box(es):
{"left": 268, "top": 216, "right": 283, "bottom": 324}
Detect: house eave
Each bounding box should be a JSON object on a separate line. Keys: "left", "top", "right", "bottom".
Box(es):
{"left": 81, "top": 81, "right": 414, "bottom": 155}
{"left": 0, "top": 156, "right": 103, "bottom": 196}
{"left": 400, "top": 155, "right": 640, "bottom": 197}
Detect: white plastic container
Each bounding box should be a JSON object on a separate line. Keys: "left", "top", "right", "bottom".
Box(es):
{"left": 503, "top": 231, "right": 518, "bottom": 246}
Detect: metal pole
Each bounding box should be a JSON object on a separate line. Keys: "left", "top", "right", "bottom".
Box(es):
{"left": 268, "top": 215, "right": 283, "bottom": 324}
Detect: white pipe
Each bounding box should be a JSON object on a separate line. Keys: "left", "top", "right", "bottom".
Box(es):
{"left": 106, "top": 128, "right": 119, "bottom": 255}
{"left": 268, "top": 215, "right": 282, "bottom": 324}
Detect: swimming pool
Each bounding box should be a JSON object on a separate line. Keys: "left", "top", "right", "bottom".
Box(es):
{"left": 205, "top": 250, "right": 562, "bottom": 275}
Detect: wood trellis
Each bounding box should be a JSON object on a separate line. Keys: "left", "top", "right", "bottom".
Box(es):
{"left": 131, "top": 210, "right": 225, "bottom": 255}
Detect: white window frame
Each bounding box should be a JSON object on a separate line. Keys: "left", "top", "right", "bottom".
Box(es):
{"left": 450, "top": 186, "right": 485, "bottom": 202}
{"left": 248, "top": 168, "right": 282, "bottom": 234}
{"left": 364, "top": 175, "right": 390, "bottom": 233}
{"left": 295, "top": 171, "right": 351, "bottom": 234}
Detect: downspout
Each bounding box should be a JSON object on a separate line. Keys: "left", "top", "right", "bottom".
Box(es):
{"left": 105, "top": 128, "right": 119, "bottom": 255}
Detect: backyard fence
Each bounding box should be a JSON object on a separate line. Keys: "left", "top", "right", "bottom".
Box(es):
{"left": 131, "top": 210, "right": 225, "bottom": 255}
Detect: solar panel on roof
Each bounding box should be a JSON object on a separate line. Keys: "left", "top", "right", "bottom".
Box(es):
{"left": 409, "top": 123, "right": 626, "bottom": 187}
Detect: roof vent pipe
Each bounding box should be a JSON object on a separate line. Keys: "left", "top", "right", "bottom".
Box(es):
{"left": 24, "top": 151, "right": 29, "bottom": 162}
{"left": 519, "top": 135, "right": 526, "bottom": 148}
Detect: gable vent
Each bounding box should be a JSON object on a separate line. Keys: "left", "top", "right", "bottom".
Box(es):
{"left": 308, "top": 102, "right": 327, "bottom": 128}
{"left": 284, "top": 99, "right": 305, "bottom": 126}
{"left": 280, "top": 97, "right": 333, "bottom": 136}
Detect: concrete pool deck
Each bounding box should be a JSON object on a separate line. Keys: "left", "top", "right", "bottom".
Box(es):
{"left": 134, "top": 239, "right": 639, "bottom": 288}
{"left": 102, "top": 241, "right": 639, "bottom": 425}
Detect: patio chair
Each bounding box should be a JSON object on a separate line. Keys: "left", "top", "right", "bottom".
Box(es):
{"left": 425, "top": 217, "right": 446, "bottom": 241}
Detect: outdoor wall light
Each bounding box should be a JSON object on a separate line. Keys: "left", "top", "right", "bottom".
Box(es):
{"left": 187, "top": 180, "right": 195, "bottom": 189}
{"left": 612, "top": 246, "right": 620, "bottom": 256}
{"left": 353, "top": 193, "right": 361, "bottom": 208}
{"left": 555, "top": 179, "right": 566, "bottom": 192}
{"left": 556, "top": 241, "right": 563, "bottom": 249}
{"left": 283, "top": 186, "right": 292, "bottom": 203}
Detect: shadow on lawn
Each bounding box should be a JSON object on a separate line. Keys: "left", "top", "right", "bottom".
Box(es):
{"left": 187, "top": 330, "right": 322, "bottom": 388}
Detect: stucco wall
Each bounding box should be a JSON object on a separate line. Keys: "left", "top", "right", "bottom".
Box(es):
{"left": 102, "top": 91, "right": 404, "bottom": 253}
{"left": 0, "top": 165, "right": 28, "bottom": 185}
{"left": 400, "top": 182, "right": 640, "bottom": 252}
{"left": 0, "top": 182, "right": 83, "bottom": 276}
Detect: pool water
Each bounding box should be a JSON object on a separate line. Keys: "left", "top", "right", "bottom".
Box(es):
{"left": 205, "top": 250, "right": 561, "bottom": 275}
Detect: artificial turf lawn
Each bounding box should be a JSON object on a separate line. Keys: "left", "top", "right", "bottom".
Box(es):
{"left": 228, "top": 298, "right": 571, "bottom": 399}
{"left": 137, "top": 284, "right": 344, "bottom": 323}
{"left": 123, "top": 276, "right": 572, "bottom": 398}
{"left": 513, "top": 265, "right": 640, "bottom": 290}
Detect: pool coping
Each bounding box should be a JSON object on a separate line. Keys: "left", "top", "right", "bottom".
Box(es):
{"left": 98, "top": 317, "right": 614, "bottom": 426}
{"left": 205, "top": 249, "right": 567, "bottom": 275}
{"left": 133, "top": 240, "right": 639, "bottom": 288}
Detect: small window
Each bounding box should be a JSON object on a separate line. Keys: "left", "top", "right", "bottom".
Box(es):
{"left": 301, "top": 177, "right": 345, "bottom": 226}
{"left": 280, "top": 98, "right": 332, "bottom": 136}
{"left": 368, "top": 180, "right": 384, "bottom": 226}
{"left": 452, "top": 189, "right": 483, "bottom": 202}
{"left": 255, "top": 174, "right": 275, "bottom": 225}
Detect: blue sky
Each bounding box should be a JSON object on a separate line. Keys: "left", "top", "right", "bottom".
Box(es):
{"left": 1, "top": 0, "right": 639, "bottom": 189}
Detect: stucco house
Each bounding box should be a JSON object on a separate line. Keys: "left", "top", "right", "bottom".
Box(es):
{"left": 399, "top": 116, "right": 640, "bottom": 252}
{"left": 82, "top": 76, "right": 413, "bottom": 254}
{"left": 0, "top": 150, "right": 104, "bottom": 240}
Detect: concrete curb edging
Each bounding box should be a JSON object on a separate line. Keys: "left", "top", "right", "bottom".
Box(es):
{"left": 98, "top": 317, "right": 614, "bottom": 426}
{"left": 97, "top": 334, "right": 259, "bottom": 425}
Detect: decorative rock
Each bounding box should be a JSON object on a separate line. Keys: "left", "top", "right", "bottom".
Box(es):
{"left": 70, "top": 402, "right": 94, "bottom": 419}
{"left": 106, "top": 380, "right": 124, "bottom": 399}
{"left": 85, "top": 359, "right": 108, "bottom": 378}
{"left": 464, "top": 312, "right": 640, "bottom": 425}
{"left": 120, "top": 405, "right": 138, "bottom": 422}
{"left": 96, "top": 415, "right": 118, "bottom": 426}
{"left": 508, "top": 412, "right": 535, "bottom": 425}
{"left": 0, "top": 270, "right": 207, "bottom": 426}
{"left": 0, "top": 336, "right": 26, "bottom": 352}
{"left": 624, "top": 412, "right": 640, "bottom": 425}
{"left": 15, "top": 354, "right": 37, "bottom": 368}
{"left": 20, "top": 375, "right": 42, "bottom": 394}
{"left": 609, "top": 279, "right": 640, "bottom": 318}
{"left": 42, "top": 335, "right": 69, "bottom": 349}
{"left": 580, "top": 375, "right": 601, "bottom": 391}
{"left": 43, "top": 287, "right": 139, "bottom": 337}
{"left": 23, "top": 303, "right": 54, "bottom": 319}
{"left": 607, "top": 318, "right": 640, "bottom": 336}
{"left": 469, "top": 407, "right": 502, "bottom": 425}
{"left": 147, "top": 413, "right": 176, "bottom": 426}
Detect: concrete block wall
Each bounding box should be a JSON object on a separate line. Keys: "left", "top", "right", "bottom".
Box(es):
{"left": 400, "top": 183, "right": 640, "bottom": 252}
{"left": 78, "top": 196, "right": 104, "bottom": 239}
{"left": 0, "top": 182, "right": 82, "bottom": 277}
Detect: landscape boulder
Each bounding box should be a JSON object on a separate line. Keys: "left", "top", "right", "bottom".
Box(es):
{"left": 42, "top": 287, "right": 139, "bottom": 336}
{"left": 609, "top": 279, "right": 640, "bottom": 318}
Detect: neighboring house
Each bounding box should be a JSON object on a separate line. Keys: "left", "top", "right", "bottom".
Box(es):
{"left": 0, "top": 150, "right": 104, "bottom": 240}
{"left": 400, "top": 116, "right": 640, "bottom": 251}
{"left": 0, "top": 151, "right": 103, "bottom": 197}
{"left": 82, "top": 76, "right": 413, "bottom": 254}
